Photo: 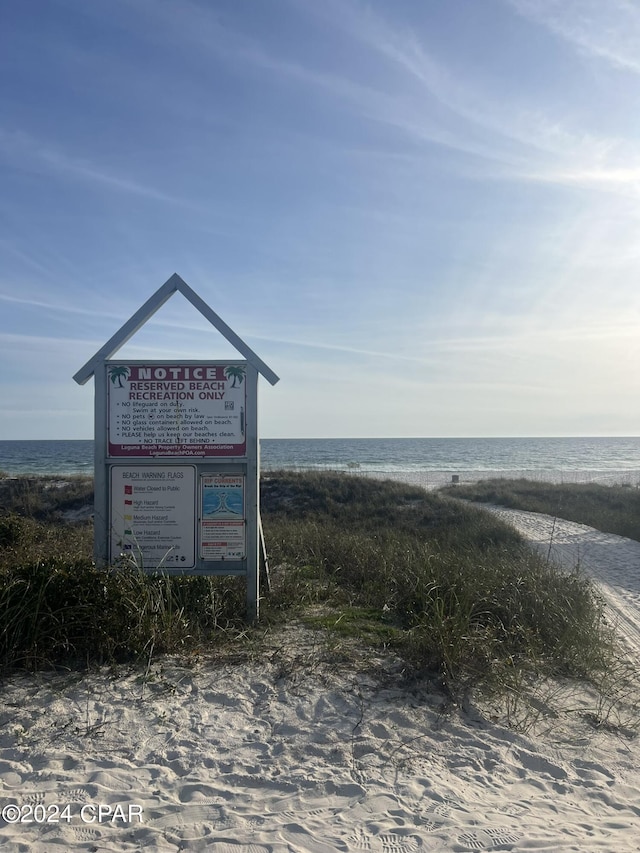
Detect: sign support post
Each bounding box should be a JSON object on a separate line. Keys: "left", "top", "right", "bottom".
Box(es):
{"left": 245, "top": 365, "right": 259, "bottom": 622}
{"left": 93, "top": 359, "right": 109, "bottom": 568}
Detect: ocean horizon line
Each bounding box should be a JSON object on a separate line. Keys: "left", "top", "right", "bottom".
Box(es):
{"left": 3, "top": 435, "right": 640, "bottom": 442}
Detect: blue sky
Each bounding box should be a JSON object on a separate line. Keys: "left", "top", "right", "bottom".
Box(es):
{"left": 2, "top": 0, "right": 640, "bottom": 439}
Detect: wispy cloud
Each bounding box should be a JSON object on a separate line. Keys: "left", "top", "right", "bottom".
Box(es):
{"left": 508, "top": 0, "right": 640, "bottom": 74}
{"left": 284, "top": 0, "right": 640, "bottom": 196}
{"left": 111, "top": 322, "right": 438, "bottom": 365}
{"left": 0, "top": 242, "right": 56, "bottom": 279}
{"left": 0, "top": 331, "right": 99, "bottom": 350}
{"left": 247, "top": 332, "right": 439, "bottom": 365}
{"left": 107, "top": 0, "right": 637, "bottom": 198}
{"left": 0, "top": 291, "right": 123, "bottom": 323}
{"left": 0, "top": 128, "right": 193, "bottom": 206}
{"left": 111, "top": 0, "right": 527, "bottom": 172}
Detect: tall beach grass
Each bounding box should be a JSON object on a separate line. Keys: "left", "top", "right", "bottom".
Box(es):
{"left": 261, "top": 472, "right": 613, "bottom": 696}
{"left": 0, "top": 470, "right": 621, "bottom": 714}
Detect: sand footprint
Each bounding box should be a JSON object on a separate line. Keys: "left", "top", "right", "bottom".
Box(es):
{"left": 457, "top": 827, "right": 522, "bottom": 850}
{"left": 60, "top": 787, "right": 93, "bottom": 803}
{"left": 485, "top": 828, "right": 523, "bottom": 844}
{"left": 380, "top": 832, "right": 422, "bottom": 852}
{"left": 23, "top": 791, "right": 46, "bottom": 805}
{"left": 348, "top": 825, "right": 429, "bottom": 850}
{"left": 498, "top": 804, "right": 529, "bottom": 818}
{"left": 423, "top": 799, "right": 454, "bottom": 818}
{"left": 347, "top": 826, "right": 375, "bottom": 850}
{"left": 72, "top": 826, "right": 102, "bottom": 843}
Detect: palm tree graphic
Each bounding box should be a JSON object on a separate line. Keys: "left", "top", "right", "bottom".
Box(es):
{"left": 108, "top": 366, "right": 130, "bottom": 388}
{"left": 225, "top": 365, "right": 246, "bottom": 388}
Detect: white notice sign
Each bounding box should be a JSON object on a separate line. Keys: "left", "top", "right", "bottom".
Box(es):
{"left": 110, "top": 466, "right": 196, "bottom": 569}
{"left": 107, "top": 362, "right": 247, "bottom": 457}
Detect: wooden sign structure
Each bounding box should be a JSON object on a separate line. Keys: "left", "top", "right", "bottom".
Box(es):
{"left": 73, "top": 273, "right": 279, "bottom": 621}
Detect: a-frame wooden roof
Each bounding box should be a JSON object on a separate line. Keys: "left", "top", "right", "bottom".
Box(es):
{"left": 73, "top": 273, "right": 280, "bottom": 386}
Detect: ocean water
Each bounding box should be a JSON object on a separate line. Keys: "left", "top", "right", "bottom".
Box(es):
{"left": 1, "top": 437, "right": 640, "bottom": 486}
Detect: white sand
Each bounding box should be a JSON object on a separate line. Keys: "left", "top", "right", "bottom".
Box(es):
{"left": 3, "top": 480, "right": 640, "bottom": 851}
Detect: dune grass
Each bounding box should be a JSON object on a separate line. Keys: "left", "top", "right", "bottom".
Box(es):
{"left": 0, "top": 473, "right": 94, "bottom": 523}
{"left": 0, "top": 475, "right": 246, "bottom": 671}
{"left": 261, "top": 472, "right": 612, "bottom": 696}
{"left": 0, "top": 471, "right": 618, "bottom": 711}
{"left": 1, "top": 559, "right": 246, "bottom": 672}
{"left": 441, "top": 478, "right": 640, "bottom": 542}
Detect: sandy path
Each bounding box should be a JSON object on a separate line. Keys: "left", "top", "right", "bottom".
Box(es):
{"left": 480, "top": 505, "right": 640, "bottom": 660}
